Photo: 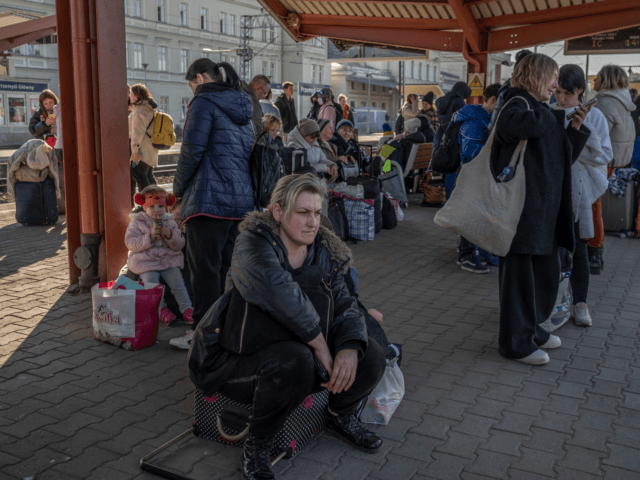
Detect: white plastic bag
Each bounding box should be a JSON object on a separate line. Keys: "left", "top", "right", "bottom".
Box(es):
{"left": 332, "top": 182, "right": 364, "bottom": 199}
{"left": 540, "top": 271, "right": 572, "bottom": 332}
{"left": 359, "top": 357, "right": 405, "bottom": 425}
{"left": 397, "top": 205, "right": 404, "bottom": 221}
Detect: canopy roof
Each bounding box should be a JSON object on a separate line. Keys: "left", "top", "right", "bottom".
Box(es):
{"left": 257, "top": 0, "right": 640, "bottom": 54}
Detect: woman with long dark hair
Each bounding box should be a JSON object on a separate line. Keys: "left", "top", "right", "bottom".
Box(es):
{"left": 493, "top": 54, "right": 591, "bottom": 365}
{"left": 171, "top": 59, "right": 255, "bottom": 350}
{"left": 552, "top": 65, "right": 612, "bottom": 327}
{"left": 29, "top": 89, "right": 58, "bottom": 143}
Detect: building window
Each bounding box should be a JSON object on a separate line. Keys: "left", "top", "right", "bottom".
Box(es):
{"left": 410, "top": 61, "right": 414, "bottom": 78}
{"left": 418, "top": 63, "right": 422, "bottom": 80}
{"left": 350, "top": 81, "right": 355, "bottom": 90}
{"left": 270, "top": 62, "right": 276, "bottom": 81}
{"left": 350, "top": 101, "right": 355, "bottom": 108}
{"left": 362, "top": 83, "right": 366, "bottom": 90}
{"left": 372, "top": 102, "right": 376, "bottom": 108}
{"left": 220, "top": 13, "right": 226, "bottom": 34}
{"left": 125, "top": 42, "right": 130, "bottom": 68}
{"left": 180, "top": 49, "right": 189, "bottom": 73}
{"left": 427, "top": 65, "right": 430, "bottom": 82}
{"left": 132, "top": 0, "right": 142, "bottom": 17}
{"left": 201, "top": 8, "right": 208, "bottom": 30}
{"left": 157, "top": 0, "right": 165, "bottom": 22}
{"left": 133, "top": 43, "right": 143, "bottom": 69}
{"left": 270, "top": 27, "right": 275, "bottom": 42}
{"left": 181, "top": 98, "right": 190, "bottom": 120}
{"left": 372, "top": 84, "right": 376, "bottom": 92}
{"left": 229, "top": 15, "right": 236, "bottom": 36}
{"left": 8, "top": 95, "right": 26, "bottom": 125}
{"left": 26, "top": 44, "right": 41, "bottom": 56}
{"left": 159, "top": 96, "right": 168, "bottom": 113}
{"left": 124, "top": 0, "right": 129, "bottom": 16}
{"left": 179, "top": 3, "right": 188, "bottom": 27}
{"left": 262, "top": 61, "right": 268, "bottom": 75}
{"left": 318, "top": 66, "right": 323, "bottom": 84}
{"left": 360, "top": 101, "right": 366, "bottom": 107}
{"left": 434, "top": 66, "right": 438, "bottom": 82}
{"left": 312, "top": 65, "right": 317, "bottom": 84}
{"left": 382, "top": 102, "right": 386, "bottom": 110}
{"left": 262, "top": 28, "right": 267, "bottom": 42}
{"left": 158, "top": 46, "right": 167, "bottom": 71}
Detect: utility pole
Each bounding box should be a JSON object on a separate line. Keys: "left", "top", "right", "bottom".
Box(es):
{"left": 238, "top": 13, "right": 275, "bottom": 82}
{"left": 366, "top": 73, "right": 371, "bottom": 134}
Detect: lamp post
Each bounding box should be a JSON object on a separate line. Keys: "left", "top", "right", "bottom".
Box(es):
{"left": 142, "top": 63, "right": 148, "bottom": 85}
{"left": 366, "top": 73, "right": 371, "bottom": 135}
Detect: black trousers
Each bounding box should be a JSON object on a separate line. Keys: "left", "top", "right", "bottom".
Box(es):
{"left": 130, "top": 161, "right": 156, "bottom": 199}
{"left": 186, "top": 216, "right": 239, "bottom": 329}
{"left": 220, "top": 338, "right": 386, "bottom": 439}
{"left": 498, "top": 247, "right": 559, "bottom": 359}
{"left": 570, "top": 221, "right": 589, "bottom": 304}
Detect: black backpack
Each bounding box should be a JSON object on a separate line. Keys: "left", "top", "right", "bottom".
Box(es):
{"left": 249, "top": 131, "right": 284, "bottom": 209}
{"left": 430, "top": 116, "right": 463, "bottom": 175}
{"left": 327, "top": 194, "right": 350, "bottom": 241}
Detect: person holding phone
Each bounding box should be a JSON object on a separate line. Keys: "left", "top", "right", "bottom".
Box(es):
{"left": 552, "top": 65, "right": 612, "bottom": 328}
{"left": 29, "top": 89, "right": 58, "bottom": 142}
{"left": 492, "top": 54, "right": 591, "bottom": 366}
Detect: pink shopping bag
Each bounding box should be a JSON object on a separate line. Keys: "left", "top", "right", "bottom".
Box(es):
{"left": 92, "top": 281, "right": 164, "bottom": 351}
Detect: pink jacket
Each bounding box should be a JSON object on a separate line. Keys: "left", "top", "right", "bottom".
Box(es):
{"left": 125, "top": 212, "right": 185, "bottom": 275}
{"left": 318, "top": 102, "right": 337, "bottom": 128}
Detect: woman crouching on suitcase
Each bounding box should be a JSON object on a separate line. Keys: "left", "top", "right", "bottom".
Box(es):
{"left": 189, "top": 174, "right": 386, "bottom": 480}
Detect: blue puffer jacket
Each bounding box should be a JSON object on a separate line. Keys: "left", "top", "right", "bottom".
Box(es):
{"left": 174, "top": 83, "right": 255, "bottom": 221}
{"left": 453, "top": 104, "right": 491, "bottom": 164}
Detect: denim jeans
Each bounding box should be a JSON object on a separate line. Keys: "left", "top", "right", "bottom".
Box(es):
{"left": 140, "top": 267, "right": 192, "bottom": 313}
{"left": 185, "top": 216, "right": 240, "bottom": 329}
{"left": 220, "top": 338, "right": 386, "bottom": 439}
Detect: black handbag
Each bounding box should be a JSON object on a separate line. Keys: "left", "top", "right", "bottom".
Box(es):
{"left": 220, "top": 266, "right": 334, "bottom": 355}
{"left": 249, "top": 131, "right": 284, "bottom": 209}
{"left": 327, "top": 195, "right": 349, "bottom": 241}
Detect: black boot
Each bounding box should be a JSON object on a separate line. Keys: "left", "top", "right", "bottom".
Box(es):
{"left": 587, "top": 246, "right": 601, "bottom": 275}
{"left": 325, "top": 410, "right": 383, "bottom": 454}
{"left": 242, "top": 436, "right": 274, "bottom": 480}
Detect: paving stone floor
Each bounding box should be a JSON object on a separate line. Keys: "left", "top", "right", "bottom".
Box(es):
{"left": 0, "top": 195, "right": 639, "bottom": 480}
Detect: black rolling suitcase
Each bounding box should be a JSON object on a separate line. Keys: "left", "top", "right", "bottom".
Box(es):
{"left": 347, "top": 176, "right": 382, "bottom": 233}
{"left": 601, "top": 180, "right": 639, "bottom": 237}
{"left": 14, "top": 177, "right": 58, "bottom": 225}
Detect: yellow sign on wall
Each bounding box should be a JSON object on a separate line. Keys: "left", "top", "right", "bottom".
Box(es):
{"left": 468, "top": 73, "right": 485, "bottom": 97}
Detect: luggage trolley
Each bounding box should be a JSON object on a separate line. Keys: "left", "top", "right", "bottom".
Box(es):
{"left": 140, "top": 389, "right": 329, "bottom": 479}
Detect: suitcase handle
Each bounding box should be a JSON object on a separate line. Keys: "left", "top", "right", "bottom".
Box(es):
{"left": 216, "top": 414, "right": 250, "bottom": 442}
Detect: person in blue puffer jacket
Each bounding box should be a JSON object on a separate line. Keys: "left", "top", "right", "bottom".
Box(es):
{"left": 171, "top": 59, "right": 255, "bottom": 350}
{"left": 444, "top": 83, "right": 501, "bottom": 273}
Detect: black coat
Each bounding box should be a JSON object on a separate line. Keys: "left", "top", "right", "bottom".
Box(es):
{"left": 436, "top": 83, "right": 471, "bottom": 125}
{"left": 631, "top": 97, "right": 640, "bottom": 138}
{"left": 491, "top": 88, "right": 590, "bottom": 256}
{"left": 416, "top": 115, "right": 435, "bottom": 143}
{"left": 29, "top": 109, "right": 52, "bottom": 140}
{"left": 188, "top": 211, "right": 368, "bottom": 396}
{"left": 400, "top": 132, "right": 426, "bottom": 169}
{"left": 274, "top": 93, "right": 298, "bottom": 134}
{"left": 330, "top": 132, "right": 359, "bottom": 163}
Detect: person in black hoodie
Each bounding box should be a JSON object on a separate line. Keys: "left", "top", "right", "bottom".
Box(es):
{"left": 487, "top": 49, "right": 533, "bottom": 131}
{"left": 491, "top": 54, "right": 591, "bottom": 366}
{"left": 435, "top": 81, "right": 471, "bottom": 125}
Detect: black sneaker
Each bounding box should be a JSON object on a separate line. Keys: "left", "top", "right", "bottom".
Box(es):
{"left": 242, "top": 436, "right": 275, "bottom": 480}
{"left": 325, "top": 411, "right": 383, "bottom": 454}
{"left": 460, "top": 253, "right": 490, "bottom": 274}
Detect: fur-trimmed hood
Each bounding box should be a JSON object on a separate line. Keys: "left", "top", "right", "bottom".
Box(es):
{"left": 239, "top": 209, "right": 352, "bottom": 269}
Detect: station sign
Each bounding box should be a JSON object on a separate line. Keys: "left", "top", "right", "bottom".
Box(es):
{"left": 564, "top": 27, "right": 640, "bottom": 55}
{"left": 0, "top": 80, "right": 49, "bottom": 93}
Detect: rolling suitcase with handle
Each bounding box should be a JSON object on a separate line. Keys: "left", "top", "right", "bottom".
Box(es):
{"left": 601, "top": 180, "right": 639, "bottom": 236}
{"left": 14, "top": 177, "right": 58, "bottom": 225}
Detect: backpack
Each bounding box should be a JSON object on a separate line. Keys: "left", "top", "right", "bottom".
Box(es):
{"left": 249, "top": 131, "right": 284, "bottom": 209}
{"left": 146, "top": 112, "right": 176, "bottom": 150}
{"left": 430, "top": 114, "right": 462, "bottom": 175}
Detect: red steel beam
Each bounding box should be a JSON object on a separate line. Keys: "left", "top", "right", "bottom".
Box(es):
{"left": 447, "top": 0, "right": 486, "bottom": 53}
{"left": 488, "top": 7, "right": 640, "bottom": 52}
{"left": 300, "top": 24, "right": 463, "bottom": 51}
{"left": 0, "top": 15, "right": 56, "bottom": 43}
{"left": 289, "top": 0, "right": 450, "bottom": 3}
{"left": 95, "top": 0, "right": 131, "bottom": 282}
{"left": 0, "top": 28, "right": 56, "bottom": 52}
{"left": 298, "top": 13, "right": 458, "bottom": 29}
{"left": 464, "top": 0, "right": 496, "bottom": 5}
{"left": 55, "top": 2, "right": 80, "bottom": 285}
{"left": 479, "top": 0, "right": 640, "bottom": 29}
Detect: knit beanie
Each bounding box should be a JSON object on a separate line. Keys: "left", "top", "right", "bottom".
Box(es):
{"left": 317, "top": 118, "right": 332, "bottom": 134}
{"left": 299, "top": 118, "right": 319, "bottom": 137}
{"left": 422, "top": 92, "right": 436, "bottom": 105}
{"left": 336, "top": 119, "right": 354, "bottom": 132}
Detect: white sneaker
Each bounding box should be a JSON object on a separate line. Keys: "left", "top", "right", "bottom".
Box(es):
{"left": 516, "top": 349, "right": 549, "bottom": 365}
{"left": 170, "top": 330, "right": 194, "bottom": 350}
{"left": 572, "top": 303, "right": 592, "bottom": 326}
{"left": 540, "top": 335, "right": 561, "bottom": 349}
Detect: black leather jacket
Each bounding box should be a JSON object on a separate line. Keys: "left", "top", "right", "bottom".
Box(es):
{"left": 188, "top": 210, "right": 368, "bottom": 396}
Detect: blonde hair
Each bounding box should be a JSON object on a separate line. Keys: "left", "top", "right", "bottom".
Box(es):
{"left": 511, "top": 54, "right": 558, "bottom": 100}
{"left": 597, "top": 65, "right": 629, "bottom": 90}
{"left": 337, "top": 94, "right": 347, "bottom": 103}
{"left": 262, "top": 113, "right": 282, "bottom": 132}
{"left": 268, "top": 173, "right": 326, "bottom": 217}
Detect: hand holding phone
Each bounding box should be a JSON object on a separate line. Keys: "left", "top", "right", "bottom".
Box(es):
{"left": 566, "top": 97, "right": 597, "bottom": 120}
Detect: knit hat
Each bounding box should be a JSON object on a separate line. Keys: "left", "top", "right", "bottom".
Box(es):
{"left": 299, "top": 118, "right": 320, "bottom": 137}
{"left": 422, "top": 92, "right": 436, "bottom": 105}
{"left": 317, "top": 118, "right": 332, "bottom": 133}
{"left": 336, "top": 119, "right": 354, "bottom": 132}
{"left": 382, "top": 123, "right": 392, "bottom": 133}
{"left": 404, "top": 117, "right": 421, "bottom": 134}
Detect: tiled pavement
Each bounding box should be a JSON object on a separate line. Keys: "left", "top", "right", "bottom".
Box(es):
{"left": 1, "top": 195, "right": 640, "bottom": 480}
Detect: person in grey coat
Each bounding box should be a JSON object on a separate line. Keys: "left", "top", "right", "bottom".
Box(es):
{"left": 241, "top": 74, "right": 271, "bottom": 138}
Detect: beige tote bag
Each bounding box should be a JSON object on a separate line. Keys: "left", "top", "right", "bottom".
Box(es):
{"left": 434, "top": 96, "right": 530, "bottom": 257}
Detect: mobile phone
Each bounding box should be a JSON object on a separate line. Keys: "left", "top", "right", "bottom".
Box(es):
{"left": 566, "top": 98, "right": 597, "bottom": 120}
